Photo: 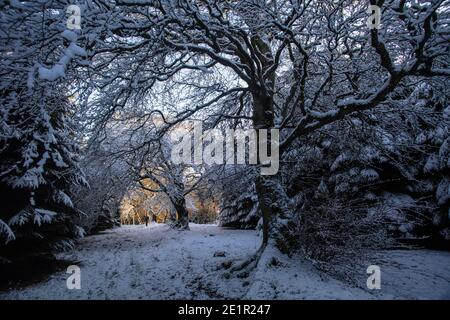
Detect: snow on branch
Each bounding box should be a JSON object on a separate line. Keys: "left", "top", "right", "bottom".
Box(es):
{"left": 0, "top": 219, "right": 15, "bottom": 244}
{"left": 38, "top": 30, "right": 86, "bottom": 82}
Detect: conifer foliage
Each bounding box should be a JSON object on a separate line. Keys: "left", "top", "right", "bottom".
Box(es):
{"left": 0, "top": 1, "right": 87, "bottom": 262}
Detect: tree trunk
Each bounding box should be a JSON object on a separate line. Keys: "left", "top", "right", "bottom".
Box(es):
{"left": 253, "top": 96, "right": 272, "bottom": 248}
{"left": 255, "top": 177, "right": 271, "bottom": 247}
{"left": 236, "top": 33, "right": 296, "bottom": 253}
{"left": 252, "top": 93, "right": 297, "bottom": 254}
{"left": 170, "top": 196, "right": 190, "bottom": 230}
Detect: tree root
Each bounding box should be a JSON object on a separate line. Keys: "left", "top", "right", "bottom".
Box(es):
{"left": 224, "top": 244, "right": 266, "bottom": 279}
{"left": 168, "top": 220, "right": 190, "bottom": 230}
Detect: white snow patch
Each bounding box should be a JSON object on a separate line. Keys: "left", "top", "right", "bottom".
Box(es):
{"left": 1, "top": 224, "right": 449, "bottom": 300}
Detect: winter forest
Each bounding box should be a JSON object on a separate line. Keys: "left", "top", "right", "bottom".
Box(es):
{"left": 1, "top": 0, "right": 450, "bottom": 300}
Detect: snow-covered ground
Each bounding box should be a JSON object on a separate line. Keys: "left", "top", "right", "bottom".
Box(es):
{"left": 1, "top": 223, "right": 449, "bottom": 300}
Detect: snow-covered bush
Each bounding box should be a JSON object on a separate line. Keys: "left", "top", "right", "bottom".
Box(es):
{"left": 71, "top": 153, "right": 129, "bottom": 234}
{"left": 0, "top": 86, "right": 87, "bottom": 261}
{"left": 282, "top": 126, "right": 392, "bottom": 263}
{"left": 279, "top": 80, "right": 450, "bottom": 267}
{"left": 218, "top": 167, "right": 260, "bottom": 229}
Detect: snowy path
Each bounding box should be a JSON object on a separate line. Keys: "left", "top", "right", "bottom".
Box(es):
{"left": 1, "top": 223, "right": 449, "bottom": 300}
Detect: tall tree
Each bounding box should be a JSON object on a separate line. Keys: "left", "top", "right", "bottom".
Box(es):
{"left": 85, "top": 0, "right": 449, "bottom": 254}
{"left": 0, "top": 1, "right": 87, "bottom": 260}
